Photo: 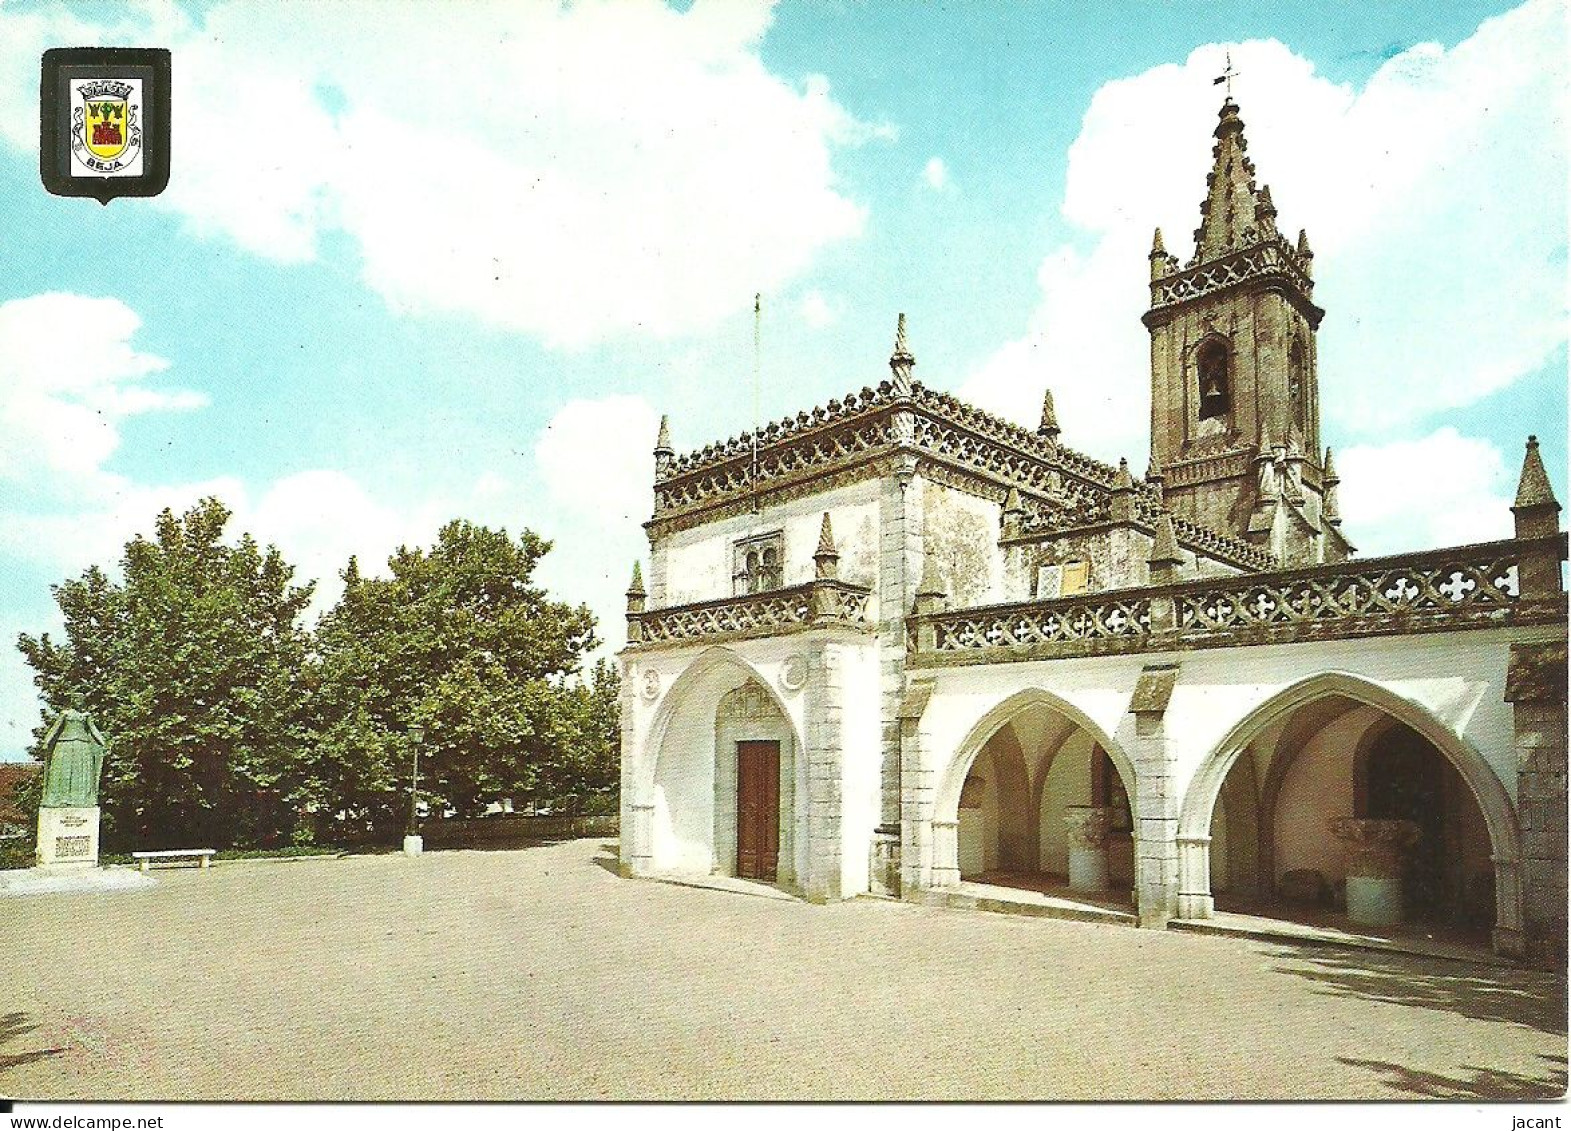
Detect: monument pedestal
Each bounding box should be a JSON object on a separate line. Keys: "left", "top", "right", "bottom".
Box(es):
{"left": 36, "top": 806, "right": 100, "bottom": 869}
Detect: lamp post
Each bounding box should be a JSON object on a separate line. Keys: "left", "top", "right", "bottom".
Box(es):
{"left": 403, "top": 723, "right": 426, "bottom": 856}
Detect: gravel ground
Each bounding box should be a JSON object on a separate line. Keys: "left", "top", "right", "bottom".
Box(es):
{"left": 2, "top": 838, "right": 1564, "bottom": 1101}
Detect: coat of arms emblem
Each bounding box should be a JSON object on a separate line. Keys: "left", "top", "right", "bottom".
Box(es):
{"left": 40, "top": 47, "right": 170, "bottom": 204}
{"left": 72, "top": 79, "right": 142, "bottom": 173}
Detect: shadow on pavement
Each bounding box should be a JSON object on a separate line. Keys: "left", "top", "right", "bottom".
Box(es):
{"left": 1339, "top": 1054, "right": 1568, "bottom": 1100}
{"left": 0, "top": 1011, "right": 63, "bottom": 1075}
{"left": 1265, "top": 944, "right": 1568, "bottom": 1036}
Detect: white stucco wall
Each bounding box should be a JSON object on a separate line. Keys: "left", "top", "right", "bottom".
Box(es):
{"left": 837, "top": 642, "right": 883, "bottom": 896}
{"left": 661, "top": 480, "right": 883, "bottom": 605}
{"left": 1273, "top": 706, "right": 1376, "bottom": 881}
{"left": 1038, "top": 730, "right": 1095, "bottom": 875}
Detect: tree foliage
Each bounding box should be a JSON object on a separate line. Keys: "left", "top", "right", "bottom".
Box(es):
{"left": 15, "top": 503, "right": 619, "bottom": 851}
{"left": 17, "top": 498, "right": 314, "bottom": 850}
{"left": 303, "top": 519, "right": 602, "bottom": 838}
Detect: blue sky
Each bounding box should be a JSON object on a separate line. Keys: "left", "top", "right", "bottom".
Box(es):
{"left": 0, "top": 0, "right": 1564, "bottom": 758}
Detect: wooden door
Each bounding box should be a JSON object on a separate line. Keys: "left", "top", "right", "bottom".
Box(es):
{"left": 736, "top": 740, "right": 780, "bottom": 880}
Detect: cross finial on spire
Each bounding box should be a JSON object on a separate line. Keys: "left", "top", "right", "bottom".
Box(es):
{"left": 1213, "top": 50, "right": 1240, "bottom": 98}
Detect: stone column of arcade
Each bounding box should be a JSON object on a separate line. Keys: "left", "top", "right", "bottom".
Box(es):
{"left": 1328, "top": 817, "right": 1421, "bottom": 927}
{"left": 1064, "top": 806, "right": 1111, "bottom": 891}
{"left": 35, "top": 708, "right": 108, "bottom": 870}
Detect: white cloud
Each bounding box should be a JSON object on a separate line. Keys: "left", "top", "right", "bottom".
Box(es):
{"left": 0, "top": 0, "right": 874, "bottom": 347}
{"left": 533, "top": 395, "right": 662, "bottom": 654}
{"left": 0, "top": 294, "right": 202, "bottom": 503}
{"left": 1337, "top": 428, "right": 1514, "bottom": 555}
{"left": 961, "top": 0, "right": 1566, "bottom": 475}
{"left": 922, "top": 156, "right": 952, "bottom": 192}
{"left": 799, "top": 289, "right": 840, "bottom": 328}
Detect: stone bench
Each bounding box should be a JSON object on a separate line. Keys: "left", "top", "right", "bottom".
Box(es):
{"left": 131, "top": 848, "right": 216, "bottom": 872}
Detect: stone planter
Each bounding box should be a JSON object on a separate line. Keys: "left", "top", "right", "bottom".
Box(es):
{"left": 1328, "top": 817, "right": 1421, "bottom": 927}
{"left": 1064, "top": 806, "right": 1111, "bottom": 892}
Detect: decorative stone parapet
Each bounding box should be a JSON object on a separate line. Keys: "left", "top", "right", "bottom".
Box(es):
{"left": 909, "top": 535, "right": 1565, "bottom": 666}
{"left": 1064, "top": 806, "right": 1111, "bottom": 893}
{"left": 628, "top": 579, "right": 875, "bottom": 649}
{"left": 1328, "top": 817, "right": 1421, "bottom": 927}
{"left": 1146, "top": 235, "right": 1316, "bottom": 316}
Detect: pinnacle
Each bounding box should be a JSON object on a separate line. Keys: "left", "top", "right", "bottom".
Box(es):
{"left": 1514, "top": 435, "right": 1560, "bottom": 510}
{"left": 627, "top": 560, "right": 645, "bottom": 595}
{"left": 815, "top": 512, "right": 838, "bottom": 557}
{"left": 1003, "top": 487, "right": 1023, "bottom": 514}
{"left": 1038, "top": 388, "right": 1060, "bottom": 438}
{"left": 1148, "top": 511, "right": 1182, "bottom": 566}
{"left": 1322, "top": 446, "right": 1338, "bottom": 481}
{"left": 1112, "top": 458, "right": 1135, "bottom": 490}
{"left": 1195, "top": 93, "right": 1276, "bottom": 261}
{"left": 1150, "top": 227, "right": 1166, "bottom": 255}
{"left": 889, "top": 312, "right": 915, "bottom": 389}
{"left": 1297, "top": 228, "right": 1312, "bottom": 256}
{"left": 655, "top": 414, "right": 672, "bottom": 452}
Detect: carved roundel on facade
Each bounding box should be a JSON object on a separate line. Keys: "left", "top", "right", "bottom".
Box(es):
{"left": 779, "top": 654, "right": 809, "bottom": 694}
{"left": 640, "top": 669, "right": 661, "bottom": 701}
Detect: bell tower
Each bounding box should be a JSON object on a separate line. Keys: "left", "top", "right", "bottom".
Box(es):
{"left": 1143, "top": 97, "right": 1351, "bottom": 564}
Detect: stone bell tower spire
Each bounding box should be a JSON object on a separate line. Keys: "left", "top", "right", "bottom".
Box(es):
{"left": 1143, "top": 95, "right": 1347, "bottom": 565}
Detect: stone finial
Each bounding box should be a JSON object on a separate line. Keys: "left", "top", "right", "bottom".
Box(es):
{"left": 1110, "top": 458, "right": 1135, "bottom": 521}
{"left": 1513, "top": 435, "right": 1562, "bottom": 546}
{"left": 1256, "top": 183, "right": 1277, "bottom": 225}
{"left": 1149, "top": 228, "right": 1174, "bottom": 280}
{"left": 1148, "top": 511, "right": 1183, "bottom": 577}
{"left": 625, "top": 561, "right": 647, "bottom": 641}
{"left": 813, "top": 512, "right": 840, "bottom": 580}
{"left": 1001, "top": 487, "right": 1024, "bottom": 538}
{"left": 1322, "top": 447, "right": 1341, "bottom": 527}
{"left": 889, "top": 312, "right": 915, "bottom": 393}
{"left": 1514, "top": 435, "right": 1559, "bottom": 510}
{"left": 653, "top": 414, "right": 674, "bottom": 479}
{"left": 1145, "top": 458, "right": 1165, "bottom": 506}
{"left": 1296, "top": 228, "right": 1314, "bottom": 277}
{"left": 1038, "top": 388, "right": 1061, "bottom": 442}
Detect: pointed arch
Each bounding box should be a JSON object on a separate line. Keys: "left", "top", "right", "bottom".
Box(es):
{"left": 632, "top": 646, "right": 806, "bottom": 883}
{"left": 637, "top": 646, "right": 801, "bottom": 800}
{"left": 1178, "top": 670, "right": 1522, "bottom": 949}
{"left": 936, "top": 688, "right": 1136, "bottom": 829}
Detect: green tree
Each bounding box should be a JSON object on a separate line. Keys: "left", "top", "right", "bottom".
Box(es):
{"left": 307, "top": 520, "right": 600, "bottom": 837}
{"left": 16, "top": 498, "right": 315, "bottom": 850}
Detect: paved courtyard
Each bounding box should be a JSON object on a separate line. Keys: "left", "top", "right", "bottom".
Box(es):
{"left": 1, "top": 838, "right": 1565, "bottom": 1101}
